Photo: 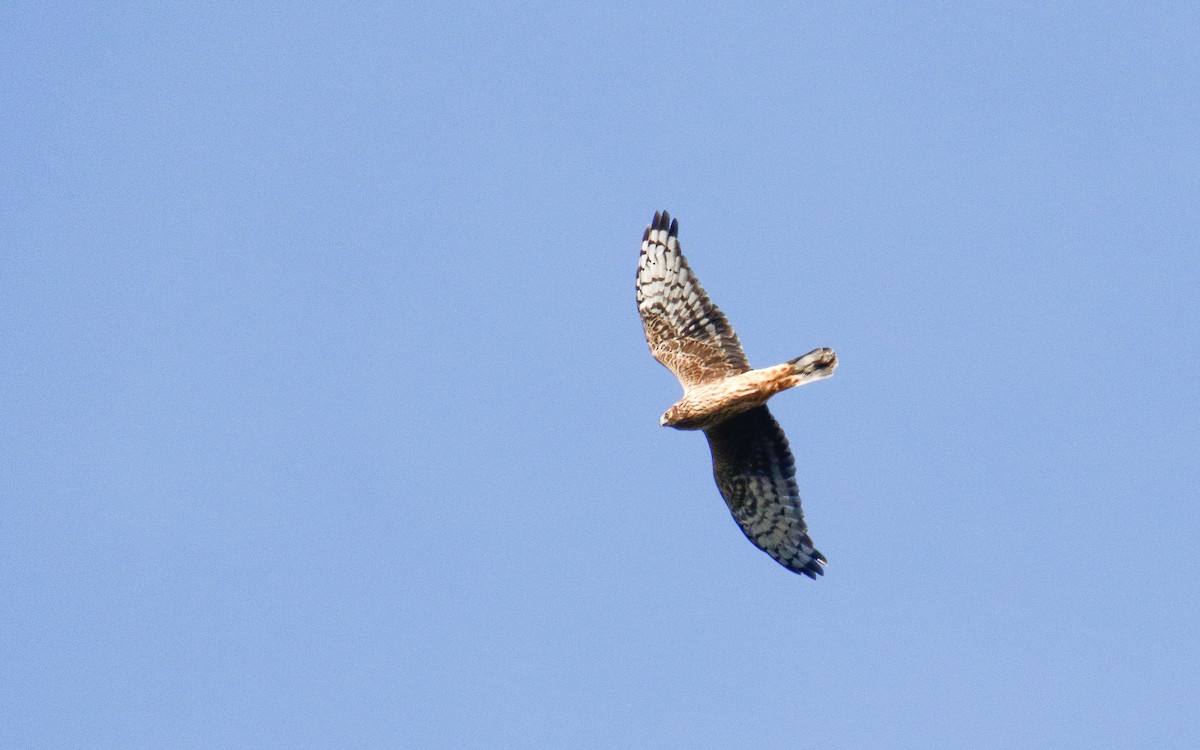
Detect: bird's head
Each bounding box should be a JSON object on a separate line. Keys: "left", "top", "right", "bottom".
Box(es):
{"left": 660, "top": 406, "right": 704, "bottom": 431}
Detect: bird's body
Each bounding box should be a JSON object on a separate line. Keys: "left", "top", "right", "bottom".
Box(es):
{"left": 636, "top": 210, "right": 837, "bottom": 578}
{"left": 660, "top": 350, "right": 837, "bottom": 430}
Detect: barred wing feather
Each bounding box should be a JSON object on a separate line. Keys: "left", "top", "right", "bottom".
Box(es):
{"left": 636, "top": 211, "right": 749, "bottom": 390}
{"left": 704, "top": 406, "right": 827, "bottom": 578}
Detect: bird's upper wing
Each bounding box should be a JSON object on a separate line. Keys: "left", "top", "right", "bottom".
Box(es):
{"left": 704, "top": 405, "right": 826, "bottom": 578}
{"left": 636, "top": 211, "right": 750, "bottom": 390}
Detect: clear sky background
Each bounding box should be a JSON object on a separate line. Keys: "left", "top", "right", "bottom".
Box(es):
{"left": 3, "top": 3, "right": 1198, "bottom": 748}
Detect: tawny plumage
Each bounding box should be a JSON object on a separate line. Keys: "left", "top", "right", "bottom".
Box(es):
{"left": 636, "top": 211, "right": 837, "bottom": 578}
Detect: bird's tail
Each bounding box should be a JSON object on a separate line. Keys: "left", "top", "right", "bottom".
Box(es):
{"left": 784, "top": 348, "right": 838, "bottom": 388}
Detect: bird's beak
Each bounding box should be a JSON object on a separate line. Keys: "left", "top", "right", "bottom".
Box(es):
{"left": 659, "top": 414, "right": 669, "bottom": 427}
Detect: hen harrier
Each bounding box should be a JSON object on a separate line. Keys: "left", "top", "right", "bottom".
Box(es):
{"left": 636, "top": 211, "right": 837, "bottom": 578}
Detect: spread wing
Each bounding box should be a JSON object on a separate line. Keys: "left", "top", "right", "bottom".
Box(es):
{"left": 704, "top": 406, "right": 826, "bottom": 578}
{"left": 636, "top": 211, "right": 749, "bottom": 390}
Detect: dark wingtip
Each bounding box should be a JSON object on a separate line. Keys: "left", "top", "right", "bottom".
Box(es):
{"left": 644, "top": 211, "right": 677, "bottom": 251}
{"left": 794, "top": 550, "right": 827, "bottom": 579}
{"left": 650, "top": 210, "right": 673, "bottom": 232}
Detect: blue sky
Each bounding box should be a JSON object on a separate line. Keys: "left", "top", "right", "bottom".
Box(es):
{"left": 3, "top": 2, "right": 1198, "bottom": 747}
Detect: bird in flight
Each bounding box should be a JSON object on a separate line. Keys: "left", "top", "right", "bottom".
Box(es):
{"left": 636, "top": 211, "right": 837, "bottom": 578}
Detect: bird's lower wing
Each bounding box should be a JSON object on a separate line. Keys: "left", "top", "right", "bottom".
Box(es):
{"left": 704, "top": 406, "right": 826, "bottom": 578}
